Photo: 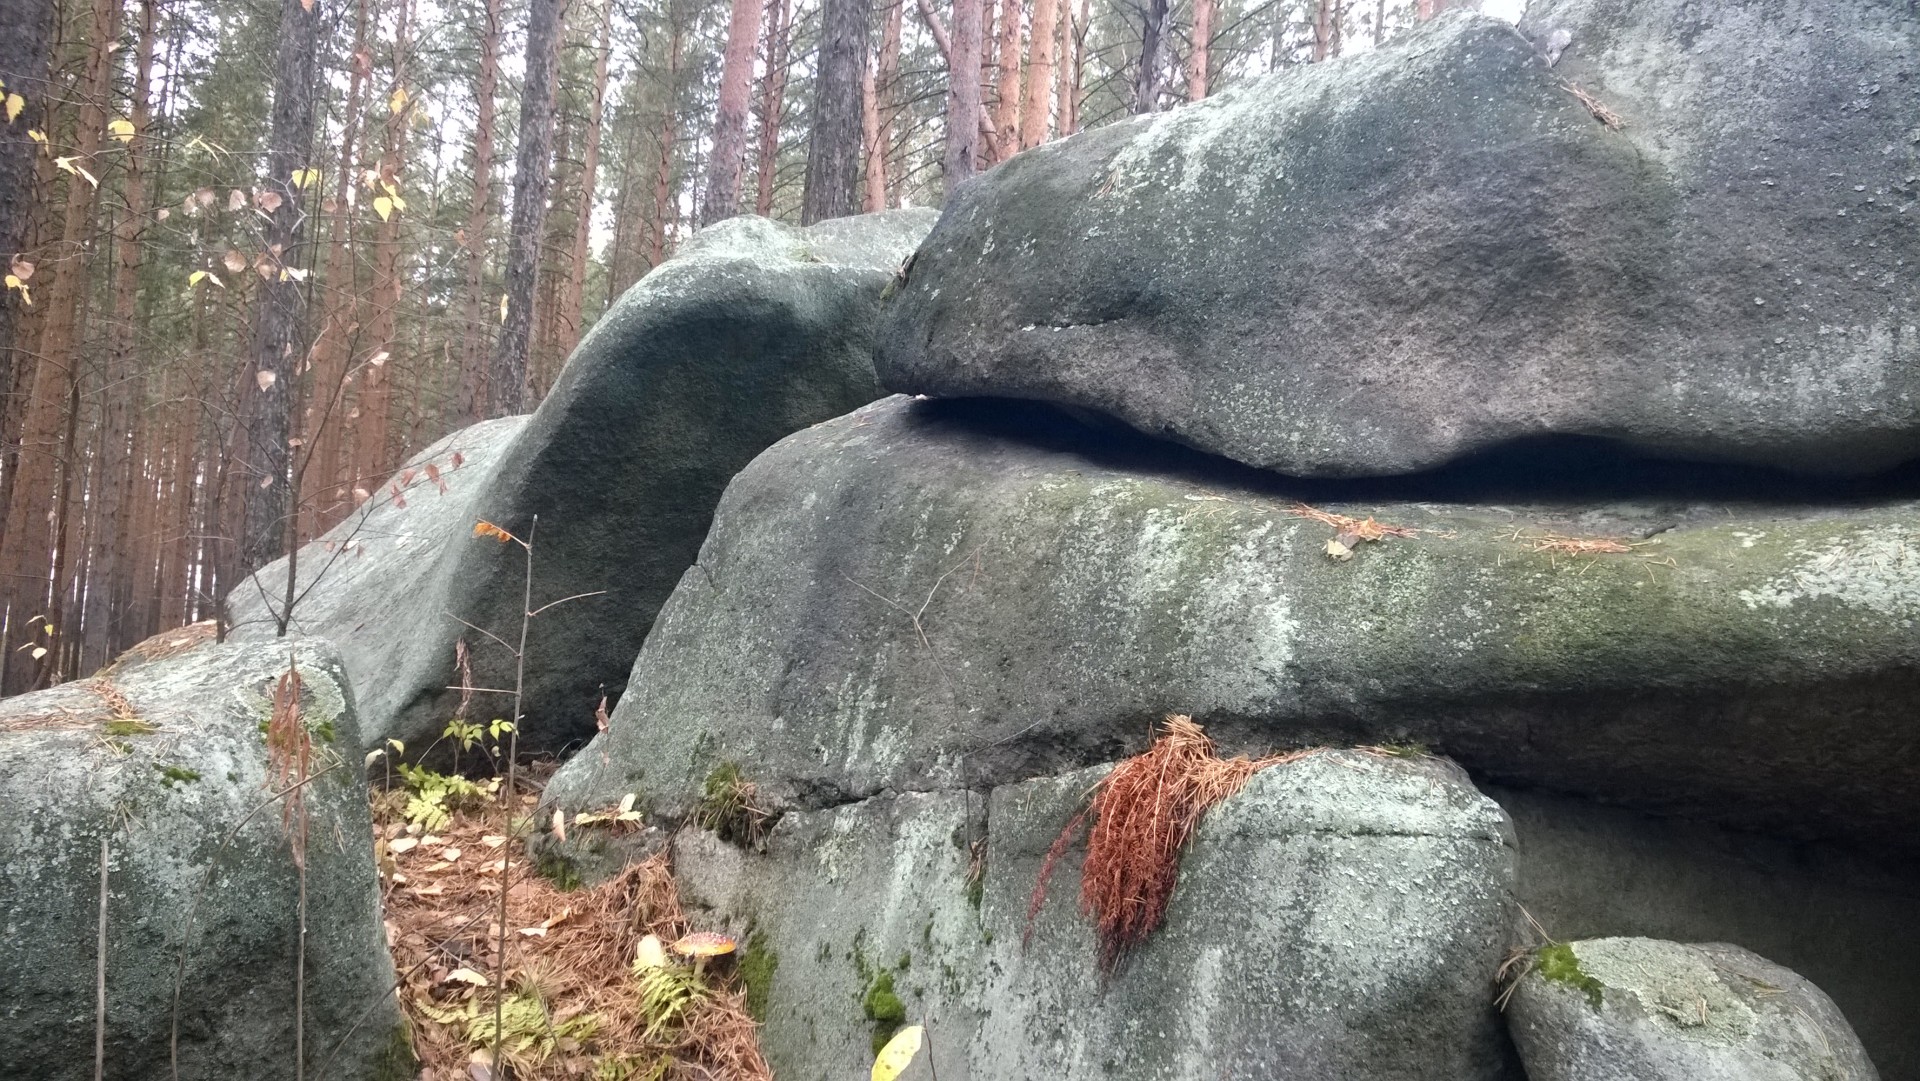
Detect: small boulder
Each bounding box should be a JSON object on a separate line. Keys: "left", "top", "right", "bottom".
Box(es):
{"left": 1507, "top": 937, "right": 1879, "bottom": 1081}
{"left": 0, "top": 636, "right": 404, "bottom": 1081}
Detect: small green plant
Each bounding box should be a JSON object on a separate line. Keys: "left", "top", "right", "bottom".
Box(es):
{"left": 395, "top": 763, "right": 497, "bottom": 831}
{"left": 694, "top": 761, "right": 769, "bottom": 847}
{"left": 738, "top": 932, "right": 779, "bottom": 1022}
{"left": 418, "top": 986, "right": 599, "bottom": 1075}
{"left": 1535, "top": 943, "right": 1605, "bottom": 1007}
{"left": 631, "top": 938, "right": 708, "bottom": 1039}
{"left": 863, "top": 971, "right": 907, "bottom": 1054}
{"left": 104, "top": 718, "right": 157, "bottom": 737}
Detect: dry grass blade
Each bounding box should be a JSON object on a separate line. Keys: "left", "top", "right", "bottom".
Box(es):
{"left": 1562, "top": 81, "right": 1625, "bottom": 129}
{"left": 1528, "top": 533, "right": 1635, "bottom": 556}
{"left": 101, "top": 620, "right": 217, "bottom": 674}
{"left": 1288, "top": 502, "right": 1419, "bottom": 540}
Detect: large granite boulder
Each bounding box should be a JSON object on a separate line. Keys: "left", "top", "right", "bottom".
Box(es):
{"left": 235, "top": 210, "right": 935, "bottom": 753}
{"left": 544, "top": 396, "right": 1920, "bottom": 851}
{"left": 671, "top": 751, "right": 1518, "bottom": 1080}
{"left": 875, "top": 5, "right": 1920, "bottom": 477}
{"left": 231, "top": 416, "right": 529, "bottom": 747}
{"left": 0, "top": 637, "right": 405, "bottom": 1080}
{"left": 1506, "top": 937, "right": 1879, "bottom": 1081}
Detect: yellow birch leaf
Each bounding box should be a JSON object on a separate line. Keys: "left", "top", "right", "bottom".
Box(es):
{"left": 30, "top": 646, "right": 47, "bottom": 660}
{"left": 107, "top": 117, "right": 135, "bottom": 142}
{"left": 4, "top": 274, "right": 19, "bottom": 290}
{"left": 445, "top": 967, "right": 489, "bottom": 987}
{"left": 871, "top": 1025, "right": 924, "bottom": 1081}
{"left": 372, "top": 195, "right": 393, "bottom": 221}
{"left": 188, "top": 270, "right": 208, "bottom": 287}
{"left": 5, "top": 94, "right": 25, "bottom": 123}
{"left": 256, "top": 370, "right": 276, "bottom": 392}
{"left": 28, "top": 129, "right": 47, "bottom": 148}
{"left": 388, "top": 86, "right": 409, "bottom": 115}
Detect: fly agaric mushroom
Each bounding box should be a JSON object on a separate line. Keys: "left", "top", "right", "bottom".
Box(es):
{"left": 672, "top": 931, "right": 737, "bottom": 978}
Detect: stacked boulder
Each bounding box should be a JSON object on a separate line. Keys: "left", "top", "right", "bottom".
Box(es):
{"left": 548, "top": 2, "right": 1917, "bottom": 1079}
{"left": 232, "top": 210, "right": 934, "bottom": 755}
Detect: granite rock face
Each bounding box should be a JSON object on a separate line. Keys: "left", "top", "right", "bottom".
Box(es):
{"left": 0, "top": 637, "right": 404, "bottom": 1081}
{"left": 671, "top": 752, "right": 1519, "bottom": 1081}
{"left": 235, "top": 210, "right": 935, "bottom": 752}
{"left": 545, "top": 396, "right": 1920, "bottom": 853}
{"left": 875, "top": 5, "right": 1920, "bottom": 477}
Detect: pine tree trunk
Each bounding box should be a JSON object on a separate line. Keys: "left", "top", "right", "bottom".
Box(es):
{"left": 454, "top": 0, "right": 500, "bottom": 425}
{"left": 489, "top": 0, "right": 564, "bottom": 416}
{"left": 647, "top": 21, "right": 681, "bottom": 268}
{"left": 752, "top": 0, "right": 792, "bottom": 216}
{"left": 701, "top": 0, "right": 764, "bottom": 225}
{"left": 1018, "top": 0, "right": 1055, "bottom": 149}
{"left": 874, "top": 0, "right": 902, "bottom": 204}
{"left": 354, "top": 0, "right": 412, "bottom": 490}
{"left": 802, "top": 0, "right": 869, "bottom": 224}
{"left": 992, "top": 0, "right": 1021, "bottom": 155}
{"left": 1063, "top": 0, "right": 1089, "bottom": 133}
{"left": 944, "top": 0, "right": 984, "bottom": 193}
{"left": 1133, "top": 0, "right": 1170, "bottom": 113}
{"left": 557, "top": 0, "right": 611, "bottom": 358}
{"left": 1, "top": 0, "right": 114, "bottom": 690}
{"left": 1186, "top": 0, "right": 1212, "bottom": 101}
{"left": 302, "top": 0, "right": 370, "bottom": 535}
{"left": 0, "top": 0, "right": 54, "bottom": 570}
{"left": 239, "top": 0, "right": 322, "bottom": 579}
{"left": 83, "top": 0, "right": 158, "bottom": 669}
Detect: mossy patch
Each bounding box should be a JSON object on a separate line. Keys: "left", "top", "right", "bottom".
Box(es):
{"left": 103, "top": 718, "right": 157, "bottom": 737}
{"left": 739, "top": 931, "right": 779, "bottom": 1022}
{"left": 153, "top": 763, "right": 201, "bottom": 787}
{"left": 534, "top": 849, "right": 583, "bottom": 892}
{"left": 1536, "top": 943, "right": 1604, "bottom": 1008}
{"left": 863, "top": 970, "right": 907, "bottom": 1055}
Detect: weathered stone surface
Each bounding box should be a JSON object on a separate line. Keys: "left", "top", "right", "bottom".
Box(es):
{"left": 875, "top": 6, "right": 1920, "bottom": 477}
{"left": 232, "top": 415, "right": 529, "bottom": 748}
{"left": 1507, "top": 937, "right": 1879, "bottom": 1081}
{"left": 544, "top": 395, "right": 1920, "bottom": 851}
{"left": 1493, "top": 787, "right": 1920, "bottom": 1078}
{"left": 0, "top": 638, "right": 404, "bottom": 1081}
{"left": 235, "top": 210, "right": 934, "bottom": 752}
{"left": 673, "top": 751, "right": 1518, "bottom": 1081}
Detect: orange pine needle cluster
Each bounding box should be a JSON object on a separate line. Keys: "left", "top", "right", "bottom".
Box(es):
{"left": 1072, "top": 716, "right": 1305, "bottom": 972}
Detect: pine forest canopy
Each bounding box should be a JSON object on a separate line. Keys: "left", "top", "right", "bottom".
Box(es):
{"left": 0, "top": 0, "right": 1488, "bottom": 694}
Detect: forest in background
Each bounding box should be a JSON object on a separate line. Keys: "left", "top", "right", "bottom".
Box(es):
{"left": 0, "top": 0, "right": 1468, "bottom": 693}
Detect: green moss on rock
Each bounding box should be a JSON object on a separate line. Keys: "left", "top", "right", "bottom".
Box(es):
{"left": 1536, "top": 943, "right": 1604, "bottom": 1008}
{"left": 740, "top": 931, "right": 779, "bottom": 1022}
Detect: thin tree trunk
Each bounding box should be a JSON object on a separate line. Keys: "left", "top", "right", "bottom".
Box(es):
{"left": 1064, "top": 0, "right": 1090, "bottom": 133}
{"left": 700, "top": 0, "right": 764, "bottom": 225}
{"left": 875, "top": 0, "right": 902, "bottom": 203}
{"left": 1186, "top": 0, "right": 1212, "bottom": 101}
{"left": 647, "top": 21, "right": 681, "bottom": 267}
{"left": 860, "top": 56, "right": 882, "bottom": 211}
{"left": 84, "top": 0, "right": 157, "bottom": 669}
{"left": 1, "top": 0, "right": 114, "bottom": 690}
{"left": 992, "top": 0, "right": 1021, "bottom": 155}
{"left": 802, "top": 0, "right": 869, "bottom": 224}
{"left": 453, "top": 0, "right": 500, "bottom": 424}
{"left": 916, "top": 0, "right": 1000, "bottom": 163}
{"left": 557, "top": 0, "right": 611, "bottom": 359}
{"left": 301, "top": 0, "right": 369, "bottom": 536}
{"left": 0, "top": 0, "right": 55, "bottom": 569}
{"left": 489, "top": 0, "right": 565, "bottom": 416}
{"left": 1019, "top": 0, "right": 1056, "bottom": 148}
{"left": 752, "top": 0, "right": 792, "bottom": 216}
{"left": 1133, "top": 0, "right": 1171, "bottom": 113}
{"left": 353, "top": 0, "right": 412, "bottom": 487}
{"left": 239, "top": 0, "right": 322, "bottom": 578}
{"left": 944, "top": 0, "right": 984, "bottom": 193}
